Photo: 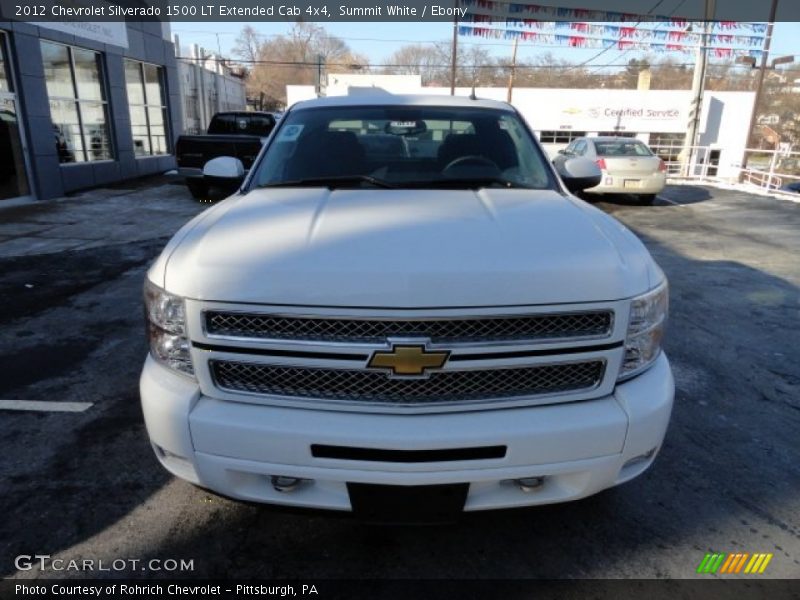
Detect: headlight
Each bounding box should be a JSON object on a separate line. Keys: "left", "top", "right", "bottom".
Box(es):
{"left": 144, "top": 279, "right": 194, "bottom": 377}
{"left": 618, "top": 280, "right": 668, "bottom": 380}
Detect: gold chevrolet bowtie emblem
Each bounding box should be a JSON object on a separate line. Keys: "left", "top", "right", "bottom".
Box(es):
{"left": 367, "top": 345, "right": 450, "bottom": 377}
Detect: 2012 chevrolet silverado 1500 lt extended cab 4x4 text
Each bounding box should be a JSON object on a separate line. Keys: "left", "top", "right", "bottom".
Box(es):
{"left": 141, "top": 94, "right": 674, "bottom": 519}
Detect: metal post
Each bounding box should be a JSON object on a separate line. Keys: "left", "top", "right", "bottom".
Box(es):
{"left": 195, "top": 45, "right": 208, "bottom": 132}
{"left": 767, "top": 149, "right": 778, "bottom": 188}
{"left": 506, "top": 37, "right": 519, "bottom": 103}
{"left": 741, "top": 0, "right": 779, "bottom": 172}
{"left": 315, "top": 54, "right": 325, "bottom": 97}
{"left": 450, "top": 0, "right": 459, "bottom": 95}
{"left": 681, "top": 0, "right": 715, "bottom": 177}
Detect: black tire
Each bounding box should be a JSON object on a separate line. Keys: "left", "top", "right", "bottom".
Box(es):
{"left": 186, "top": 179, "right": 209, "bottom": 200}
{"left": 638, "top": 194, "right": 656, "bottom": 205}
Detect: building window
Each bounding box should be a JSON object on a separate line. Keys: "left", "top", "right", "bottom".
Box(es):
{"left": 41, "top": 41, "right": 112, "bottom": 163}
{"left": 538, "top": 130, "right": 587, "bottom": 144}
{"left": 124, "top": 60, "right": 169, "bottom": 156}
{"left": 597, "top": 131, "right": 637, "bottom": 138}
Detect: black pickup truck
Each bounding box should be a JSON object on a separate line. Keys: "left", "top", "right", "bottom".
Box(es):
{"left": 175, "top": 111, "right": 277, "bottom": 198}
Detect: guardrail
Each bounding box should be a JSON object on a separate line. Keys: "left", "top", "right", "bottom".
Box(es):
{"left": 648, "top": 144, "right": 800, "bottom": 195}
{"left": 741, "top": 148, "right": 800, "bottom": 193}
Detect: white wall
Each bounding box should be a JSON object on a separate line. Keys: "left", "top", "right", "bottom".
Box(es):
{"left": 178, "top": 60, "right": 247, "bottom": 134}
{"left": 286, "top": 85, "right": 317, "bottom": 107}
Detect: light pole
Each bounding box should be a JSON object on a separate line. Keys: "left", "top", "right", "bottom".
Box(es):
{"left": 741, "top": 0, "right": 780, "bottom": 170}
{"left": 680, "top": 0, "right": 715, "bottom": 177}
{"left": 506, "top": 37, "right": 519, "bottom": 103}
{"left": 450, "top": 0, "right": 459, "bottom": 95}
{"left": 740, "top": 55, "right": 794, "bottom": 153}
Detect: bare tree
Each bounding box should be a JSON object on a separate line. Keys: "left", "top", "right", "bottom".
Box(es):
{"left": 383, "top": 42, "right": 504, "bottom": 87}
{"left": 232, "top": 25, "right": 263, "bottom": 64}
{"left": 234, "top": 23, "right": 366, "bottom": 108}
{"left": 455, "top": 45, "right": 500, "bottom": 87}
{"left": 383, "top": 44, "right": 448, "bottom": 84}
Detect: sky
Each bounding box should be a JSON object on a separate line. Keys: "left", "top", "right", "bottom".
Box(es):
{"left": 171, "top": 20, "right": 800, "bottom": 73}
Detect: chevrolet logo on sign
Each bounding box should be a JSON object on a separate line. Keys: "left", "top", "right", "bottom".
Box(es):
{"left": 367, "top": 344, "right": 449, "bottom": 377}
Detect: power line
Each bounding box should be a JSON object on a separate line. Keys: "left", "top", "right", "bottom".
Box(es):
{"left": 177, "top": 55, "right": 800, "bottom": 73}
{"left": 563, "top": 0, "right": 666, "bottom": 71}
{"left": 176, "top": 29, "right": 534, "bottom": 48}
{"left": 589, "top": 0, "right": 688, "bottom": 72}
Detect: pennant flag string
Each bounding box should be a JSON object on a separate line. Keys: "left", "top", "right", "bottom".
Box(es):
{"left": 456, "top": 24, "right": 765, "bottom": 60}
{"left": 457, "top": 0, "right": 768, "bottom": 35}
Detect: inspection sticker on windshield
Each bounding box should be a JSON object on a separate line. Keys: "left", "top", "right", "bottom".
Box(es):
{"left": 277, "top": 124, "right": 304, "bottom": 141}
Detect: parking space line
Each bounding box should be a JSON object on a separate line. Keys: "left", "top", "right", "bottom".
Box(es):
{"left": 659, "top": 196, "right": 682, "bottom": 206}
{"left": 0, "top": 400, "right": 93, "bottom": 413}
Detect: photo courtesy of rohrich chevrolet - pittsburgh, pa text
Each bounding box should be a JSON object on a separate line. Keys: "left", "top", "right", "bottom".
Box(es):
{"left": 0, "top": 0, "right": 798, "bottom": 598}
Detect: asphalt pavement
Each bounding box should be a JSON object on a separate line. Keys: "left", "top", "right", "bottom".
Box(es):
{"left": 0, "top": 180, "right": 798, "bottom": 584}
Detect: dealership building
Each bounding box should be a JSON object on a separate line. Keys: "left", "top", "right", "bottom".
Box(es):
{"left": 0, "top": 19, "right": 183, "bottom": 203}
{"left": 289, "top": 74, "right": 756, "bottom": 180}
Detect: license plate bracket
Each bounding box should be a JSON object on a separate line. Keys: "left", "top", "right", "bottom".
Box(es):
{"left": 347, "top": 482, "right": 469, "bottom": 524}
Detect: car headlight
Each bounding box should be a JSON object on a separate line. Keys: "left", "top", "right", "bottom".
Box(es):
{"left": 618, "top": 279, "right": 668, "bottom": 381}
{"left": 144, "top": 279, "right": 194, "bottom": 377}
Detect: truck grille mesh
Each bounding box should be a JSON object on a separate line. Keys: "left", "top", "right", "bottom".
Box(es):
{"left": 210, "top": 360, "right": 605, "bottom": 404}
{"left": 205, "top": 311, "right": 613, "bottom": 344}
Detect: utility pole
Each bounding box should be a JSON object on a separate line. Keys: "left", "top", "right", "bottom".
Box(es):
{"left": 506, "top": 37, "right": 519, "bottom": 103}
{"left": 315, "top": 54, "right": 326, "bottom": 97}
{"left": 214, "top": 33, "right": 223, "bottom": 114}
{"left": 450, "top": 0, "right": 459, "bottom": 95}
{"left": 681, "top": 0, "right": 715, "bottom": 177}
{"left": 742, "top": 0, "right": 779, "bottom": 169}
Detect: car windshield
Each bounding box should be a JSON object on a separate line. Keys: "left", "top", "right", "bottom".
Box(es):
{"left": 594, "top": 140, "right": 653, "bottom": 157}
{"left": 250, "top": 104, "right": 555, "bottom": 190}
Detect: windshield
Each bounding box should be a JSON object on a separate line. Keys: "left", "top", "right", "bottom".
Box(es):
{"left": 249, "top": 105, "right": 556, "bottom": 190}
{"left": 595, "top": 140, "right": 653, "bottom": 157}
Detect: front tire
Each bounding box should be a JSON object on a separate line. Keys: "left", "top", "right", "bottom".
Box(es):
{"left": 186, "top": 179, "right": 209, "bottom": 200}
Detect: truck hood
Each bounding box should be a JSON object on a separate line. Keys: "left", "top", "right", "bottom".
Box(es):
{"left": 160, "top": 187, "right": 660, "bottom": 307}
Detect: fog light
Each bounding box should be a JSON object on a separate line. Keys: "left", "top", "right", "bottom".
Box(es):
{"left": 271, "top": 475, "right": 306, "bottom": 493}
{"left": 622, "top": 447, "right": 657, "bottom": 469}
{"left": 154, "top": 444, "right": 187, "bottom": 462}
{"left": 513, "top": 476, "right": 546, "bottom": 492}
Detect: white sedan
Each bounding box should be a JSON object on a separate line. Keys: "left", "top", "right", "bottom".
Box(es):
{"left": 554, "top": 137, "right": 667, "bottom": 204}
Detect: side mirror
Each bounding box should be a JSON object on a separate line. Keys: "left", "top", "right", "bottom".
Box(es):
{"left": 203, "top": 156, "right": 245, "bottom": 181}
{"left": 554, "top": 156, "right": 602, "bottom": 193}
{"left": 557, "top": 148, "right": 567, "bottom": 155}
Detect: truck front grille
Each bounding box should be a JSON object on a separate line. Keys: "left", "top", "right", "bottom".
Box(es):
{"left": 210, "top": 360, "right": 605, "bottom": 405}
{"left": 205, "top": 311, "right": 613, "bottom": 344}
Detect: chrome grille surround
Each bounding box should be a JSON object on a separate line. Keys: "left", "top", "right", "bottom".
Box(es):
{"left": 210, "top": 359, "right": 606, "bottom": 405}
{"left": 204, "top": 310, "right": 614, "bottom": 345}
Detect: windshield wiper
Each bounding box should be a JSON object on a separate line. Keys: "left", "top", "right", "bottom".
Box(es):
{"left": 401, "top": 177, "right": 532, "bottom": 190}
{"left": 259, "top": 175, "right": 396, "bottom": 189}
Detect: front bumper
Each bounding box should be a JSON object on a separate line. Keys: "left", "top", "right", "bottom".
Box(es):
{"left": 140, "top": 353, "right": 674, "bottom": 512}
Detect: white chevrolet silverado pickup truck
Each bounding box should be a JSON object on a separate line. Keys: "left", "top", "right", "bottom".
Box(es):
{"left": 141, "top": 94, "right": 673, "bottom": 520}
